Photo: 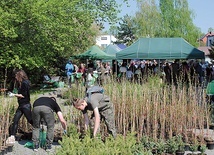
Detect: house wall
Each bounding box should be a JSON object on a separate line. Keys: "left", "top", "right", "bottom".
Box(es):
{"left": 96, "top": 35, "right": 117, "bottom": 49}
{"left": 207, "top": 36, "right": 214, "bottom": 46}
{"left": 201, "top": 32, "right": 214, "bottom": 46}
{"left": 199, "top": 32, "right": 214, "bottom": 62}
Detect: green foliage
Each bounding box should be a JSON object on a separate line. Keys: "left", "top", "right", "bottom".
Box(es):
{"left": 159, "top": 0, "right": 202, "bottom": 46}
{"left": 57, "top": 127, "right": 152, "bottom": 155}
{"left": 189, "top": 143, "right": 199, "bottom": 152}
{"left": 165, "top": 135, "right": 186, "bottom": 153}
{"left": 0, "top": 0, "right": 122, "bottom": 84}
{"left": 199, "top": 144, "right": 207, "bottom": 154}
{"left": 175, "top": 134, "right": 185, "bottom": 151}
{"left": 140, "top": 136, "right": 156, "bottom": 151}
{"left": 166, "top": 136, "right": 179, "bottom": 153}
{"left": 63, "top": 85, "right": 85, "bottom": 100}
{"left": 133, "top": 0, "right": 161, "bottom": 39}
{"left": 115, "top": 15, "right": 135, "bottom": 46}
{"left": 120, "top": 0, "right": 203, "bottom": 46}
{"left": 155, "top": 139, "right": 166, "bottom": 154}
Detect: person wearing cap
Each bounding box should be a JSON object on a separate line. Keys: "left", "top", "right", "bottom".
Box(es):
{"left": 32, "top": 96, "right": 67, "bottom": 152}
{"left": 72, "top": 93, "right": 117, "bottom": 139}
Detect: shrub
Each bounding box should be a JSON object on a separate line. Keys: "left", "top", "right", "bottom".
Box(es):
{"left": 57, "top": 126, "right": 151, "bottom": 155}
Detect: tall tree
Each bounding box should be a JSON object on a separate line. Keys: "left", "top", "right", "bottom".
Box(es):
{"left": 131, "top": 0, "right": 202, "bottom": 46}
{"left": 159, "top": 0, "right": 201, "bottom": 45}
{"left": 0, "top": 0, "right": 122, "bottom": 83}
{"left": 115, "top": 14, "right": 135, "bottom": 45}
{"left": 133, "top": 0, "right": 161, "bottom": 39}
{"left": 208, "top": 27, "right": 214, "bottom": 33}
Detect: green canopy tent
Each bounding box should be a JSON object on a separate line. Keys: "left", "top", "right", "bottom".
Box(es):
{"left": 103, "top": 44, "right": 126, "bottom": 57}
{"left": 116, "top": 38, "right": 205, "bottom": 60}
{"left": 74, "top": 45, "right": 115, "bottom": 60}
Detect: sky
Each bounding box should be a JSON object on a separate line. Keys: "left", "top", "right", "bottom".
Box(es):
{"left": 104, "top": 0, "right": 214, "bottom": 34}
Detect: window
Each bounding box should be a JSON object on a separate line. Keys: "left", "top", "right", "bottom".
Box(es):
{"left": 101, "top": 37, "right": 107, "bottom": 40}
{"left": 207, "top": 36, "right": 214, "bottom": 46}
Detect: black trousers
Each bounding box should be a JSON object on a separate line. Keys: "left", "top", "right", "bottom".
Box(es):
{"left": 10, "top": 103, "right": 33, "bottom": 136}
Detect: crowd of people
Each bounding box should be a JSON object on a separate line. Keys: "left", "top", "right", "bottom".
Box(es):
{"left": 65, "top": 60, "right": 112, "bottom": 88}
{"left": 65, "top": 59, "right": 214, "bottom": 87}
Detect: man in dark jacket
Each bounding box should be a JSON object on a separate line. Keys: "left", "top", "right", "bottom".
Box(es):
{"left": 32, "top": 97, "right": 67, "bottom": 152}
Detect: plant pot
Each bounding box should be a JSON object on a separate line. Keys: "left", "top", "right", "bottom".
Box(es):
{"left": 206, "top": 141, "right": 214, "bottom": 150}
{"left": 0, "top": 147, "right": 7, "bottom": 155}
{"left": 53, "top": 136, "right": 62, "bottom": 142}
{"left": 6, "top": 145, "right": 13, "bottom": 152}
{"left": 209, "top": 124, "right": 214, "bottom": 130}
{"left": 175, "top": 150, "right": 185, "bottom": 155}
{"left": 152, "top": 149, "right": 157, "bottom": 154}
{"left": 184, "top": 144, "right": 190, "bottom": 151}
{"left": 0, "top": 150, "right": 5, "bottom": 155}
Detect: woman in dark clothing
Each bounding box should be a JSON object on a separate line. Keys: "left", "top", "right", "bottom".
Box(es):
{"left": 6, "top": 70, "right": 33, "bottom": 144}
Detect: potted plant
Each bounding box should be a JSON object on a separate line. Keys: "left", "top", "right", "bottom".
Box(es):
{"left": 204, "top": 136, "right": 214, "bottom": 150}
{"left": 175, "top": 134, "right": 185, "bottom": 155}
{"left": 188, "top": 143, "right": 199, "bottom": 155}
{"left": 156, "top": 139, "right": 167, "bottom": 155}
{"left": 198, "top": 144, "right": 207, "bottom": 155}
{"left": 209, "top": 123, "right": 214, "bottom": 130}
{"left": 184, "top": 143, "right": 191, "bottom": 151}
{"left": 140, "top": 136, "right": 157, "bottom": 153}
{"left": 166, "top": 136, "right": 179, "bottom": 154}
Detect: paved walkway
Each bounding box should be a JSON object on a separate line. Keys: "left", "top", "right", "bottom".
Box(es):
{"left": 6, "top": 140, "right": 59, "bottom": 155}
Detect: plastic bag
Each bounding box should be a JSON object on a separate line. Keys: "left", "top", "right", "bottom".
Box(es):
{"left": 39, "top": 129, "right": 47, "bottom": 148}
{"left": 24, "top": 142, "right": 34, "bottom": 148}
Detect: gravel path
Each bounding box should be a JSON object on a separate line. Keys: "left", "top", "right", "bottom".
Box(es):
{"left": 6, "top": 140, "right": 60, "bottom": 155}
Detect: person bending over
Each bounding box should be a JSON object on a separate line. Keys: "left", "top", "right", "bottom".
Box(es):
{"left": 32, "top": 96, "right": 67, "bottom": 152}
{"left": 73, "top": 93, "right": 117, "bottom": 138}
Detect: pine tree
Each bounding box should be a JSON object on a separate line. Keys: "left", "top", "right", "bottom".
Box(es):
{"left": 115, "top": 15, "right": 135, "bottom": 46}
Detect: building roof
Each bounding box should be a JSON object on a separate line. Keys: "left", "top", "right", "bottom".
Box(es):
{"left": 200, "top": 32, "right": 214, "bottom": 41}
{"left": 116, "top": 44, "right": 127, "bottom": 50}
{"left": 198, "top": 46, "right": 211, "bottom": 55}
